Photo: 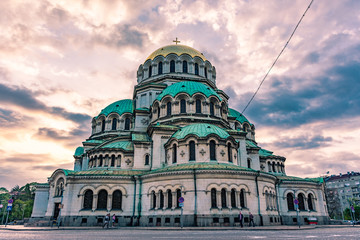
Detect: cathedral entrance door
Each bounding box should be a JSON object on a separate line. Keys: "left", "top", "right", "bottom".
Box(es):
{"left": 53, "top": 203, "right": 61, "bottom": 219}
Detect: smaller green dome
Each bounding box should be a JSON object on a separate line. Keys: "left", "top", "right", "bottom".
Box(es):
{"left": 74, "top": 146, "right": 84, "bottom": 156}
{"left": 172, "top": 123, "right": 230, "bottom": 140}
{"left": 97, "top": 99, "right": 133, "bottom": 118}
{"left": 228, "top": 108, "right": 251, "bottom": 124}
{"left": 156, "top": 81, "right": 222, "bottom": 101}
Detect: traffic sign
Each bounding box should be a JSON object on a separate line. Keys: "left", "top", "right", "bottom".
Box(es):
{"left": 294, "top": 199, "right": 299, "bottom": 205}
{"left": 179, "top": 202, "right": 184, "bottom": 207}
{"left": 7, "top": 203, "right": 12, "bottom": 207}
{"left": 178, "top": 197, "right": 184, "bottom": 203}
{"left": 8, "top": 199, "right": 13, "bottom": 204}
{"left": 7, "top": 205, "right": 12, "bottom": 211}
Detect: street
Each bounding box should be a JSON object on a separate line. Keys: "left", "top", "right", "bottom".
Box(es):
{"left": 0, "top": 227, "right": 360, "bottom": 240}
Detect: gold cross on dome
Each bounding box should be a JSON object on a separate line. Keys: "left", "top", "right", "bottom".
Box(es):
{"left": 173, "top": 37, "right": 180, "bottom": 45}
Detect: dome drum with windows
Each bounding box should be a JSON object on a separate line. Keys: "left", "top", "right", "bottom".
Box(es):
{"left": 30, "top": 43, "right": 329, "bottom": 227}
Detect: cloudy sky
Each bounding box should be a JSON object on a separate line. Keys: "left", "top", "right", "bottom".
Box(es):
{"left": 0, "top": 0, "right": 359, "bottom": 190}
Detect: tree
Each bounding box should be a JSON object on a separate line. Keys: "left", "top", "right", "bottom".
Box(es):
{"left": 0, "top": 182, "right": 38, "bottom": 222}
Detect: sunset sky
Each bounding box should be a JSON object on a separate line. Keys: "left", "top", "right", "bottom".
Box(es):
{"left": 1, "top": 0, "right": 359, "bottom": 190}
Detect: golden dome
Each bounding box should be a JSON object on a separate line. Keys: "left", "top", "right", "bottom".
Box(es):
{"left": 145, "top": 44, "right": 207, "bottom": 62}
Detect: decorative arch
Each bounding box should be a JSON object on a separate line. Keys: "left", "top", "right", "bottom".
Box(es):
{"left": 110, "top": 185, "right": 128, "bottom": 196}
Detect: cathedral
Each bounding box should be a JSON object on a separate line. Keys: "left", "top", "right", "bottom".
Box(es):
{"left": 30, "top": 44, "right": 329, "bottom": 227}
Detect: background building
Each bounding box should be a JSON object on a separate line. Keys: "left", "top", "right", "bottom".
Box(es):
{"left": 30, "top": 44, "right": 329, "bottom": 227}
{"left": 325, "top": 172, "right": 360, "bottom": 219}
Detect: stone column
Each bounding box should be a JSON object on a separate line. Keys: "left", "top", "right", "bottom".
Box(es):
{"left": 107, "top": 195, "right": 112, "bottom": 211}
{"left": 156, "top": 193, "right": 160, "bottom": 209}
{"left": 226, "top": 191, "right": 231, "bottom": 208}
{"left": 92, "top": 195, "right": 97, "bottom": 211}
{"left": 235, "top": 191, "right": 240, "bottom": 208}
{"left": 164, "top": 191, "right": 168, "bottom": 209}
{"left": 172, "top": 192, "right": 177, "bottom": 209}
{"left": 150, "top": 193, "right": 154, "bottom": 209}
{"left": 216, "top": 191, "right": 221, "bottom": 209}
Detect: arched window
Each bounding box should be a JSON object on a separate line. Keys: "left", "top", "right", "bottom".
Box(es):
{"left": 183, "top": 61, "right": 188, "bottom": 73}
{"left": 272, "top": 162, "right": 276, "bottom": 172}
{"left": 240, "top": 189, "right": 246, "bottom": 208}
{"left": 170, "top": 60, "right": 175, "bottom": 72}
{"left": 268, "top": 162, "right": 272, "bottom": 172}
{"left": 265, "top": 190, "right": 269, "bottom": 209}
{"left": 148, "top": 66, "right": 152, "bottom": 78}
{"left": 180, "top": 99, "right": 186, "bottom": 113}
{"left": 194, "top": 63, "right": 199, "bottom": 75}
{"left": 157, "top": 106, "right": 160, "bottom": 118}
{"left": 112, "top": 190, "right": 122, "bottom": 210}
{"left": 152, "top": 191, "right": 156, "bottom": 209}
{"left": 221, "top": 188, "right": 227, "bottom": 208}
{"left": 93, "top": 156, "right": 97, "bottom": 168}
{"left": 287, "top": 193, "right": 295, "bottom": 211}
{"left": 210, "top": 102, "right": 214, "bottom": 116}
{"left": 101, "top": 119, "right": 105, "bottom": 132}
{"left": 111, "top": 155, "right": 115, "bottom": 167}
{"left": 55, "top": 178, "right": 64, "bottom": 197}
{"left": 176, "top": 189, "right": 181, "bottom": 208}
{"left": 195, "top": 99, "right": 201, "bottom": 113}
{"left": 243, "top": 125, "right": 247, "bottom": 132}
{"left": 189, "top": 141, "right": 196, "bottom": 161}
{"left": 97, "top": 190, "right": 108, "bottom": 209}
{"left": 277, "top": 162, "right": 281, "bottom": 172}
{"left": 166, "top": 102, "right": 172, "bottom": 116}
{"left": 145, "top": 155, "right": 150, "bottom": 166}
{"left": 211, "top": 188, "right": 217, "bottom": 208}
{"left": 124, "top": 118, "right": 130, "bottom": 130}
{"left": 158, "top": 62, "right": 163, "bottom": 74}
{"left": 83, "top": 190, "right": 93, "bottom": 210}
{"left": 247, "top": 158, "right": 251, "bottom": 168}
{"left": 308, "top": 193, "right": 314, "bottom": 211}
{"left": 231, "top": 189, "right": 236, "bottom": 208}
{"left": 298, "top": 193, "right": 305, "bottom": 211}
{"left": 159, "top": 190, "right": 164, "bottom": 209}
{"left": 227, "top": 143, "right": 232, "bottom": 162}
{"left": 112, "top": 118, "right": 117, "bottom": 130}
{"left": 172, "top": 144, "right": 177, "bottom": 163}
{"left": 209, "top": 140, "right": 216, "bottom": 160}
{"left": 204, "top": 67, "right": 208, "bottom": 78}
{"left": 167, "top": 190, "right": 172, "bottom": 209}
{"left": 99, "top": 155, "right": 103, "bottom": 167}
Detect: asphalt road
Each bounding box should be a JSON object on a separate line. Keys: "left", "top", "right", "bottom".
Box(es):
{"left": 1, "top": 228, "right": 360, "bottom": 240}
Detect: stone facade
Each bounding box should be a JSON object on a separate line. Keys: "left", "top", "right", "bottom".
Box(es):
{"left": 30, "top": 44, "right": 329, "bottom": 226}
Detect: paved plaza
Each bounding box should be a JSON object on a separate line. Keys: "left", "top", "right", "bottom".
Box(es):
{"left": 0, "top": 226, "right": 360, "bottom": 240}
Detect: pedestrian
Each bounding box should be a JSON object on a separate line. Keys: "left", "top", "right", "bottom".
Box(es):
{"left": 239, "top": 211, "right": 244, "bottom": 228}
{"left": 112, "top": 214, "right": 116, "bottom": 228}
{"left": 249, "top": 212, "right": 255, "bottom": 227}
{"left": 103, "top": 213, "right": 110, "bottom": 228}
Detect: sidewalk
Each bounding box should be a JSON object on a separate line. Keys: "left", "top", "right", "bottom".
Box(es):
{"left": 1, "top": 224, "right": 359, "bottom": 232}
{"left": 0, "top": 225, "right": 316, "bottom": 231}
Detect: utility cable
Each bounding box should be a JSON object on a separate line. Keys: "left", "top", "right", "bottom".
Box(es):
{"left": 241, "top": 0, "right": 314, "bottom": 114}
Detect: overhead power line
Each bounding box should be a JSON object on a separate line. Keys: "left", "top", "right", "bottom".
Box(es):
{"left": 241, "top": 0, "right": 314, "bottom": 114}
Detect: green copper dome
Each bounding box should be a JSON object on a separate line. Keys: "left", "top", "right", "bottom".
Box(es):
{"left": 171, "top": 123, "right": 230, "bottom": 140}
{"left": 228, "top": 108, "right": 251, "bottom": 124}
{"left": 156, "top": 81, "right": 222, "bottom": 101}
{"left": 97, "top": 99, "right": 133, "bottom": 118}
{"left": 146, "top": 44, "right": 207, "bottom": 62}
{"left": 74, "top": 146, "right": 84, "bottom": 156}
